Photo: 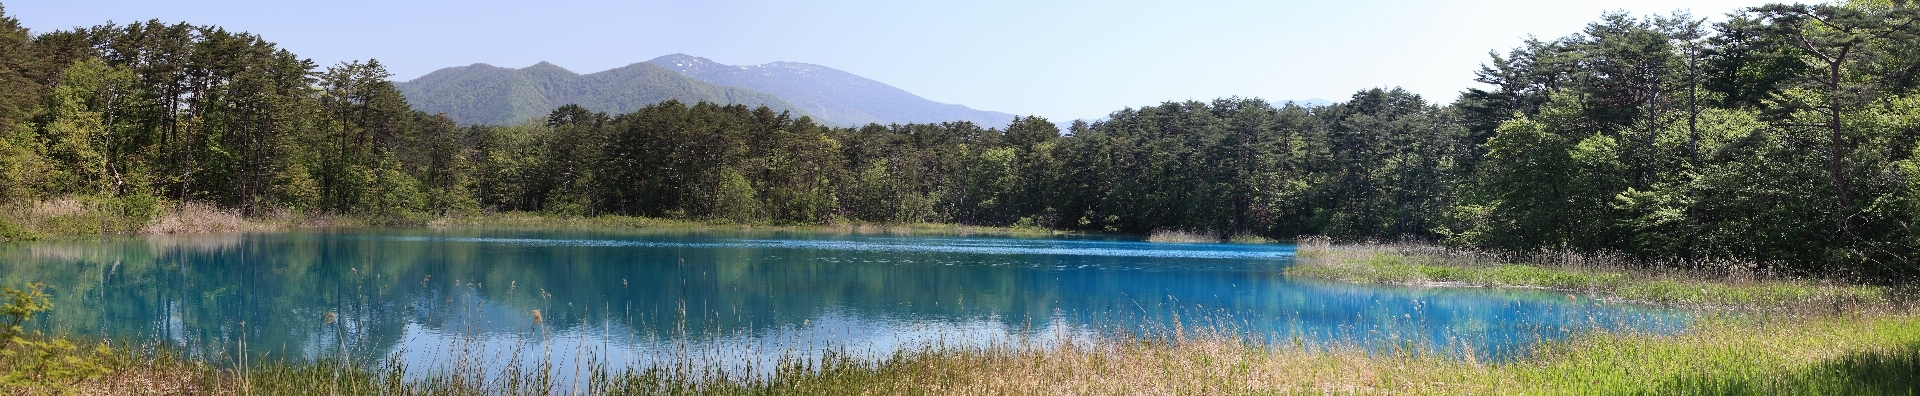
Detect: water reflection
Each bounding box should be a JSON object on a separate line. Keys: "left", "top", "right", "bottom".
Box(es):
{"left": 0, "top": 228, "right": 1686, "bottom": 377}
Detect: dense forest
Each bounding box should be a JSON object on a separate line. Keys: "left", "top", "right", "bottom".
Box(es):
{"left": 0, "top": 2, "right": 1917, "bottom": 279}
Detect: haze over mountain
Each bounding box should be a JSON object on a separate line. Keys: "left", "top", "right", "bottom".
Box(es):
{"left": 398, "top": 54, "right": 1293, "bottom": 129}
{"left": 1293, "top": 98, "right": 1334, "bottom": 108}
{"left": 647, "top": 54, "right": 1017, "bottom": 127}
{"left": 395, "top": 61, "right": 809, "bottom": 126}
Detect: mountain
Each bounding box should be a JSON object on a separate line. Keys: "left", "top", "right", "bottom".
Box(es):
{"left": 1293, "top": 98, "right": 1334, "bottom": 108}
{"left": 647, "top": 54, "right": 1018, "bottom": 127}
{"left": 395, "top": 61, "right": 810, "bottom": 126}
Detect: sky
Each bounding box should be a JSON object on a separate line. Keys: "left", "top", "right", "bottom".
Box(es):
{"left": 7, "top": 0, "right": 1777, "bottom": 122}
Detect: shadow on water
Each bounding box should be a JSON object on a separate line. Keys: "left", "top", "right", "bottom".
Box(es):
{"left": 0, "top": 228, "right": 1692, "bottom": 380}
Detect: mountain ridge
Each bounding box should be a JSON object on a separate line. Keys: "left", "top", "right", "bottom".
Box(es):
{"left": 646, "top": 54, "right": 1018, "bottom": 127}
{"left": 395, "top": 61, "right": 810, "bottom": 126}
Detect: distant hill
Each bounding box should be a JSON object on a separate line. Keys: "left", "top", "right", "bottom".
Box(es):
{"left": 647, "top": 54, "right": 1018, "bottom": 128}
{"left": 395, "top": 61, "right": 810, "bottom": 126}
{"left": 1293, "top": 98, "right": 1334, "bottom": 108}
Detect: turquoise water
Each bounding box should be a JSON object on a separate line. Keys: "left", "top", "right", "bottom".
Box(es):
{"left": 0, "top": 228, "right": 1685, "bottom": 375}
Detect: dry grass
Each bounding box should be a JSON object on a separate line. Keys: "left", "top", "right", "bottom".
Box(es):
{"left": 0, "top": 197, "right": 295, "bottom": 241}
{"left": 429, "top": 212, "right": 1073, "bottom": 238}
{"left": 1227, "top": 233, "right": 1279, "bottom": 244}
{"left": 2, "top": 198, "right": 1078, "bottom": 242}
{"left": 1146, "top": 229, "right": 1219, "bottom": 243}
{"left": 141, "top": 202, "right": 277, "bottom": 234}
{"left": 66, "top": 360, "right": 222, "bottom": 396}
{"left": 25, "top": 198, "right": 89, "bottom": 218}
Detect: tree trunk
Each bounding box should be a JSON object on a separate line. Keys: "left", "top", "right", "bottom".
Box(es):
{"left": 1827, "top": 48, "right": 1853, "bottom": 209}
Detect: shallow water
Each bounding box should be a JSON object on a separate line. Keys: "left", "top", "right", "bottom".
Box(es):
{"left": 0, "top": 228, "right": 1686, "bottom": 376}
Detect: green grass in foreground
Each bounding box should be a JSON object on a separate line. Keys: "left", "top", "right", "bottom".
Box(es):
{"left": 1284, "top": 245, "right": 1891, "bottom": 309}
{"left": 1, "top": 311, "right": 1913, "bottom": 395}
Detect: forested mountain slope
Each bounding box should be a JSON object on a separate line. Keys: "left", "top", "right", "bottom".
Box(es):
{"left": 394, "top": 61, "right": 808, "bottom": 125}
{"left": 648, "top": 54, "right": 1017, "bottom": 127}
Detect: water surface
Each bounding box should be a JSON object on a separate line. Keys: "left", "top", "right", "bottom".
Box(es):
{"left": 0, "top": 228, "right": 1685, "bottom": 375}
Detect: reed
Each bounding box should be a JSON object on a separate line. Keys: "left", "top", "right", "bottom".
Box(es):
{"left": 141, "top": 202, "right": 276, "bottom": 235}
{"left": 1145, "top": 229, "right": 1219, "bottom": 243}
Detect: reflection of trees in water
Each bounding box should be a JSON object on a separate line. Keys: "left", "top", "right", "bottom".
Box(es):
{"left": 0, "top": 233, "right": 418, "bottom": 362}
{"left": 142, "top": 233, "right": 245, "bottom": 254}
{"left": 0, "top": 229, "right": 1684, "bottom": 365}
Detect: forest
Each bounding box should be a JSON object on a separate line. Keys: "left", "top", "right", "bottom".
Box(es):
{"left": 0, "top": 2, "right": 1917, "bottom": 280}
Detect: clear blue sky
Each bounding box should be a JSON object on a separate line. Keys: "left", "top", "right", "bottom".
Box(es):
{"left": 8, "top": 0, "right": 1774, "bottom": 122}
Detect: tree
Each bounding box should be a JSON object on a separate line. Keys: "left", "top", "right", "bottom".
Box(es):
{"left": 1752, "top": 2, "right": 1920, "bottom": 210}
{"left": 317, "top": 59, "right": 414, "bottom": 212}
{"left": 0, "top": 5, "right": 37, "bottom": 135}
{"left": 37, "top": 59, "right": 142, "bottom": 196}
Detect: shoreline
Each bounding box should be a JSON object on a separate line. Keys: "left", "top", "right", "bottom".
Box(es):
{"left": 7, "top": 306, "right": 1913, "bottom": 394}
{"left": 1, "top": 219, "right": 1914, "bottom": 394}
{"left": 0, "top": 202, "right": 1088, "bottom": 243}
{"left": 1282, "top": 243, "right": 1896, "bottom": 311}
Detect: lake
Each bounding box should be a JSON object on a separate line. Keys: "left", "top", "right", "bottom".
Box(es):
{"left": 0, "top": 228, "right": 1686, "bottom": 376}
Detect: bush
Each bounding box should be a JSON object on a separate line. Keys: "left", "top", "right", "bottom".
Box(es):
{"left": 0, "top": 282, "right": 110, "bottom": 391}
{"left": 0, "top": 218, "right": 36, "bottom": 241}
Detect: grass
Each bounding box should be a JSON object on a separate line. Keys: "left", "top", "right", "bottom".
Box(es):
{"left": 0, "top": 196, "right": 1081, "bottom": 243}
{"left": 1145, "top": 229, "right": 1219, "bottom": 243}
{"left": 3, "top": 228, "right": 1915, "bottom": 394}
{"left": 1145, "top": 229, "right": 1282, "bottom": 244}
{"left": 2, "top": 310, "right": 1913, "bottom": 395}
{"left": 0, "top": 197, "right": 324, "bottom": 242}
{"left": 425, "top": 212, "right": 1073, "bottom": 238}
{"left": 1284, "top": 240, "right": 1893, "bottom": 310}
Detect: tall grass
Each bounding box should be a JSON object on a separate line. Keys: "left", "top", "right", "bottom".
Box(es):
{"left": 1145, "top": 229, "right": 1218, "bottom": 243}
{"left": 0, "top": 197, "right": 298, "bottom": 241}
{"left": 1286, "top": 238, "right": 1896, "bottom": 310}
{"left": 0, "top": 266, "right": 1912, "bottom": 394}
{"left": 0, "top": 198, "right": 1081, "bottom": 243}
{"left": 427, "top": 212, "right": 1073, "bottom": 237}
{"left": 6, "top": 309, "right": 1913, "bottom": 395}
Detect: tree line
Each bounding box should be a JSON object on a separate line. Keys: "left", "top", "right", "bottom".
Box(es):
{"left": 1, "top": 2, "right": 1917, "bottom": 279}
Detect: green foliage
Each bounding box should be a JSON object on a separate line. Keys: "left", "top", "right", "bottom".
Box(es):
{"left": 0, "top": 219, "right": 34, "bottom": 242}
{"left": 0, "top": 282, "right": 109, "bottom": 392}
{"left": 0, "top": 282, "right": 50, "bottom": 346}
{"left": 0, "top": 5, "right": 39, "bottom": 138}
{"left": 273, "top": 162, "right": 322, "bottom": 211}
{"left": 712, "top": 168, "right": 760, "bottom": 223}
{"left": 361, "top": 159, "right": 427, "bottom": 223}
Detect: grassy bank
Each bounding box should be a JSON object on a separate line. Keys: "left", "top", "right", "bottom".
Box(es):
{"left": 0, "top": 197, "right": 342, "bottom": 242}
{"left": 1284, "top": 240, "right": 1895, "bottom": 310}
{"left": 425, "top": 212, "right": 1072, "bottom": 237}
{"left": 2, "top": 310, "right": 1913, "bottom": 395}
{"left": 1143, "top": 229, "right": 1282, "bottom": 244}
{"left": 0, "top": 197, "right": 1077, "bottom": 243}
